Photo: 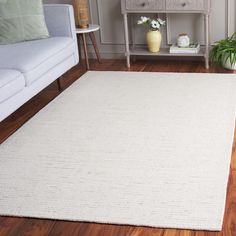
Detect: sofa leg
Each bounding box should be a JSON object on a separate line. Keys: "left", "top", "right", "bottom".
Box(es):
{"left": 57, "top": 77, "right": 62, "bottom": 91}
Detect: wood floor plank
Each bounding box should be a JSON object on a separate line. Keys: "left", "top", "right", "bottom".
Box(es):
{"left": 195, "top": 231, "right": 219, "bottom": 236}
{"left": 221, "top": 171, "right": 236, "bottom": 236}
{"left": 178, "top": 230, "right": 195, "bottom": 236}
{"left": 0, "top": 59, "right": 235, "bottom": 236}
{"left": 231, "top": 123, "right": 236, "bottom": 171}
{"left": 48, "top": 222, "right": 135, "bottom": 236}
{"left": 129, "top": 227, "right": 164, "bottom": 236}
{"left": 0, "top": 217, "right": 25, "bottom": 236}
{"left": 4, "top": 218, "right": 55, "bottom": 236}
{"left": 47, "top": 221, "right": 90, "bottom": 236}
{"left": 163, "top": 229, "right": 179, "bottom": 236}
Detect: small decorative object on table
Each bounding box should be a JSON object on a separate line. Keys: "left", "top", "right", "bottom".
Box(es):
{"left": 170, "top": 43, "right": 200, "bottom": 54}
{"left": 177, "top": 33, "right": 190, "bottom": 48}
{"left": 72, "top": 0, "right": 90, "bottom": 28}
{"left": 210, "top": 33, "right": 236, "bottom": 70}
{"left": 137, "top": 17, "right": 165, "bottom": 53}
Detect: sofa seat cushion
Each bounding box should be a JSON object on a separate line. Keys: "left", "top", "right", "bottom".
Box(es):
{"left": 0, "top": 37, "right": 75, "bottom": 86}
{"left": 0, "top": 69, "right": 25, "bottom": 103}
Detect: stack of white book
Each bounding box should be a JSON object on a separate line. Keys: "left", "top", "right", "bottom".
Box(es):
{"left": 169, "top": 43, "right": 200, "bottom": 54}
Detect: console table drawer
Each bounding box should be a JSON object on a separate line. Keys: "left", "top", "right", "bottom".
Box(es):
{"left": 126, "top": 0, "right": 165, "bottom": 10}
{"left": 166, "top": 0, "right": 205, "bottom": 11}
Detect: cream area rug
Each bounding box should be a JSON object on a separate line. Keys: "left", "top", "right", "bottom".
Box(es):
{"left": 0, "top": 71, "right": 236, "bottom": 231}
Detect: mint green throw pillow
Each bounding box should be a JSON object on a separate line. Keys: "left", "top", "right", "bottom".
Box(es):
{"left": 0, "top": 0, "right": 49, "bottom": 44}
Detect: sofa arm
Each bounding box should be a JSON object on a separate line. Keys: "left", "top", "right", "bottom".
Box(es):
{"left": 43, "top": 4, "right": 77, "bottom": 40}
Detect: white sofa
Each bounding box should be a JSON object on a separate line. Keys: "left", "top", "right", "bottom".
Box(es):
{"left": 0, "top": 4, "right": 79, "bottom": 122}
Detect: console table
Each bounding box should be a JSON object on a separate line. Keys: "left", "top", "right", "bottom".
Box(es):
{"left": 121, "top": 0, "right": 211, "bottom": 68}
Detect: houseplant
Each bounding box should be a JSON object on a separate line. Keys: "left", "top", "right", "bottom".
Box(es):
{"left": 137, "top": 17, "right": 165, "bottom": 53}
{"left": 210, "top": 33, "right": 236, "bottom": 70}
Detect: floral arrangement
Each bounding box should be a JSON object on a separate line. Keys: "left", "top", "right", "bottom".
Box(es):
{"left": 137, "top": 16, "right": 165, "bottom": 31}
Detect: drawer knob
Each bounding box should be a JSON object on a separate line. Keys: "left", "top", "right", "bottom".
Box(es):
{"left": 182, "top": 2, "right": 186, "bottom": 7}
{"left": 141, "top": 2, "right": 146, "bottom": 7}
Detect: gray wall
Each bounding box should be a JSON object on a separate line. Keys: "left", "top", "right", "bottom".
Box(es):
{"left": 44, "top": 0, "right": 236, "bottom": 59}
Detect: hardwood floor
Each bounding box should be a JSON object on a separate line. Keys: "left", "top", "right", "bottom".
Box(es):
{"left": 0, "top": 59, "right": 235, "bottom": 236}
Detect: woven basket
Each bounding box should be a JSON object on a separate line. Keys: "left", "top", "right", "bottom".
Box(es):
{"left": 72, "top": 0, "right": 90, "bottom": 28}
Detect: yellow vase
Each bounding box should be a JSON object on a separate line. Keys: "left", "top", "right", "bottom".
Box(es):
{"left": 146, "top": 30, "right": 162, "bottom": 53}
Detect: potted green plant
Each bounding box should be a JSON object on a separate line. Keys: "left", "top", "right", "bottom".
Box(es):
{"left": 210, "top": 33, "right": 236, "bottom": 70}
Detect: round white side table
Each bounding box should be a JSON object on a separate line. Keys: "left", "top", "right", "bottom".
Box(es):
{"left": 76, "top": 24, "right": 101, "bottom": 70}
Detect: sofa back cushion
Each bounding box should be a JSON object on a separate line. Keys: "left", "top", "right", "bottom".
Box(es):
{"left": 0, "top": 0, "right": 49, "bottom": 44}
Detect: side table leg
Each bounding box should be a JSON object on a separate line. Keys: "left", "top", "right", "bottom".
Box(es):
{"left": 89, "top": 32, "right": 102, "bottom": 63}
{"left": 77, "top": 34, "right": 82, "bottom": 63}
{"left": 124, "top": 13, "right": 130, "bottom": 68}
{"left": 81, "top": 33, "right": 90, "bottom": 70}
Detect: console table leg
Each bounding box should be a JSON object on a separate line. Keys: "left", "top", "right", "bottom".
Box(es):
{"left": 205, "top": 54, "right": 209, "bottom": 69}
{"left": 205, "top": 14, "right": 210, "bottom": 69}
{"left": 124, "top": 13, "right": 130, "bottom": 68}
{"left": 126, "top": 54, "right": 130, "bottom": 68}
